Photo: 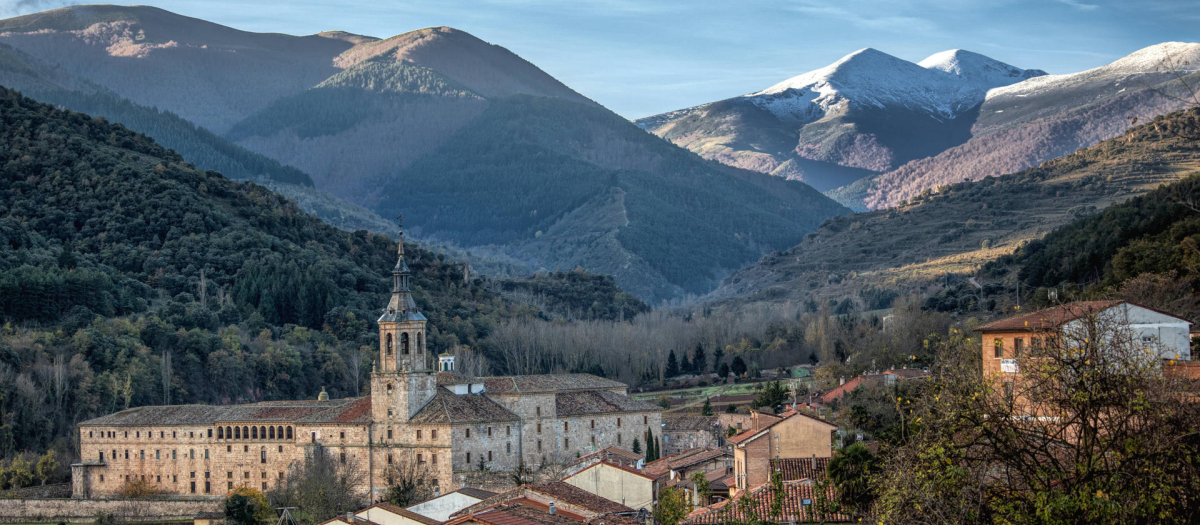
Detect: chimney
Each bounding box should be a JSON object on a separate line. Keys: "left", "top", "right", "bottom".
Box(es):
{"left": 548, "top": 502, "right": 556, "bottom": 515}
{"left": 345, "top": 512, "right": 353, "bottom": 523}
{"left": 839, "top": 376, "right": 845, "bottom": 386}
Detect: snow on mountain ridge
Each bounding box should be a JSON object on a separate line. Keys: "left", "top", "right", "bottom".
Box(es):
{"left": 986, "top": 42, "right": 1200, "bottom": 101}
{"left": 744, "top": 47, "right": 1040, "bottom": 123}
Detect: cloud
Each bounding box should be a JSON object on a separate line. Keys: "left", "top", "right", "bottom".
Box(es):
{"left": 1054, "top": 0, "right": 1100, "bottom": 11}
{"left": 0, "top": 0, "right": 80, "bottom": 18}
{"left": 788, "top": 2, "right": 940, "bottom": 34}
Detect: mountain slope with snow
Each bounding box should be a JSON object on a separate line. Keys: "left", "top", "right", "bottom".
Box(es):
{"left": 854, "top": 42, "right": 1200, "bottom": 209}
{"left": 636, "top": 48, "right": 1043, "bottom": 191}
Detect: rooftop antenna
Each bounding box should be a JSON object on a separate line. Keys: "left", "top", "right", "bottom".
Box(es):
{"left": 275, "top": 508, "right": 299, "bottom": 525}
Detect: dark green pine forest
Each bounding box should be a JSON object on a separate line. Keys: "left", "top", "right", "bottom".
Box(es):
{"left": 0, "top": 87, "right": 635, "bottom": 461}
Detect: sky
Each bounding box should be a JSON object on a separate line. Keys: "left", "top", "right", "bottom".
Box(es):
{"left": 2, "top": 0, "right": 1198, "bottom": 119}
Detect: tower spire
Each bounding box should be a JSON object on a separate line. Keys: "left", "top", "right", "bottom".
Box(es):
{"left": 386, "top": 216, "right": 417, "bottom": 315}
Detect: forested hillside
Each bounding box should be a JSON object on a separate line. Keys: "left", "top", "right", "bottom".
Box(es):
{"left": 925, "top": 155, "right": 1200, "bottom": 319}
{"left": 380, "top": 95, "right": 848, "bottom": 300}
{"left": 0, "top": 87, "right": 540, "bottom": 458}
{"left": 709, "top": 108, "right": 1200, "bottom": 309}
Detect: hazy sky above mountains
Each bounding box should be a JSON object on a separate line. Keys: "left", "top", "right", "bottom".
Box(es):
{"left": 3, "top": 0, "right": 1197, "bottom": 118}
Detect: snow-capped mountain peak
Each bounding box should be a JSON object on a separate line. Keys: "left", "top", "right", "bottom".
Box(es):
{"left": 919, "top": 49, "right": 1046, "bottom": 85}
{"left": 744, "top": 48, "right": 1041, "bottom": 123}
{"left": 986, "top": 41, "right": 1200, "bottom": 101}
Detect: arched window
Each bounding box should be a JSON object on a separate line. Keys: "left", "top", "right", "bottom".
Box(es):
{"left": 234, "top": 427, "right": 241, "bottom": 439}
{"left": 243, "top": 426, "right": 250, "bottom": 439}
{"left": 387, "top": 383, "right": 393, "bottom": 395}
{"left": 260, "top": 426, "right": 267, "bottom": 439}
{"left": 417, "top": 333, "right": 423, "bottom": 353}
{"left": 269, "top": 427, "right": 275, "bottom": 440}
{"left": 385, "top": 333, "right": 393, "bottom": 356}
{"left": 218, "top": 427, "right": 224, "bottom": 439}
{"left": 401, "top": 333, "right": 410, "bottom": 354}
{"left": 277, "top": 426, "right": 284, "bottom": 439}
{"left": 286, "top": 427, "right": 293, "bottom": 440}
{"left": 252, "top": 427, "right": 258, "bottom": 439}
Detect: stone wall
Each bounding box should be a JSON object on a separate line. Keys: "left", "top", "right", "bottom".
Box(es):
{"left": 0, "top": 498, "right": 220, "bottom": 523}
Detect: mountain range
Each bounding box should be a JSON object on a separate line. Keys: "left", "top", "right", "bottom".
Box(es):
{"left": 0, "top": 5, "right": 850, "bottom": 302}
{"left": 638, "top": 43, "right": 1200, "bottom": 210}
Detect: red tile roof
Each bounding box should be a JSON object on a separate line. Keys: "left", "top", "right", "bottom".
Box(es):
{"left": 357, "top": 502, "right": 442, "bottom": 525}
{"left": 728, "top": 410, "right": 836, "bottom": 445}
{"left": 770, "top": 458, "right": 829, "bottom": 481}
{"left": 684, "top": 480, "right": 850, "bottom": 524}
{"left": 454, "top": 482, "right": 634, "bottom": 519}
{"left": 642, "top": 447, "right": 729, "bottom": 479}
{"left": 975, "top": 300, "right": 1127, "bottom": 332}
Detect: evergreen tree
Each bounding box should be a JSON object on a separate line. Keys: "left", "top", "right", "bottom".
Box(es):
{"left": 632, "top": 438, "right": 642, "bottom": 454}
{"left": 701, "top": 397, "right": 714, "bottom": 416}
{"left": 726, "top": 403, "right": 738, "bottom": 413}
{"left": 665, "top": 350, "right": 680, "bottom": 378}
{"left": 681, "top": 352, "right": 692, "bottom": 375}
{"left": 754, "top": 380, "right": 790, "bottom": 414}
{"left": 692, "top": 343, "right": 707, "bottom": 374}
{"left": 713, "top": 345, "right": 725, "bottom": 367}
{"left": 731, "top": 355, "right": 748, "bottom": 377}
{"left": 717, "top": 362, "right": 730, "bottom": 378}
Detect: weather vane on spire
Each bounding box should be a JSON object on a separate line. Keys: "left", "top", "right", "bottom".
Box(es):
{"left": 395, "top": 214, "right": 405, "bottom": 257}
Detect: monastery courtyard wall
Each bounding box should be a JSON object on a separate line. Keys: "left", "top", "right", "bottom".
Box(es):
{"left": 0, "top": 497, "right": 220, "bottom": 523}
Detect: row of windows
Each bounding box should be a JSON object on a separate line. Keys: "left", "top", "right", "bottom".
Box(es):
{"left": 89, "top": 429, "right": 209, "bottom": 440}
{"left": 98, "top": 444, "right": 285, "bottom": 463}
{"left": 218, "top": 425, "right": 293, "bottom": 440}
{"left": 993, "top": 337, "right": 1043, "bottom": 358}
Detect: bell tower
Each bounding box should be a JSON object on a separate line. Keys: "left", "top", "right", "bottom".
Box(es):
{"left": 371, "top": 221, "right": 436, "bottom": 423}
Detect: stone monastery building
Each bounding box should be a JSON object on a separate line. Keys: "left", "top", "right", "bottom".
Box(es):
{"left": 72, "top": 231, "right": 663, "bottom": 499}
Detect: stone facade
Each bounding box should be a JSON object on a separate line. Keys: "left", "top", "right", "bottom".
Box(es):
{"left": 0, "top": 498, "right": 219, "bottom": 523}
{"left": 73, "top": 232, "right": 662, "bottom": 500}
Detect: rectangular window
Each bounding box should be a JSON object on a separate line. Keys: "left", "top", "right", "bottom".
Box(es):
{"left": 418, "top": 453, "right": 424, "bottom": 464}
{"left": 432, "top": 453, "right": 437, "bottom": 465}
{"left": 228, "top": 472, "right": 233, "bottom": 479}
{"left": 487, "top": 451, "right": 492, "bottom": 462}
{"left": 591, "top": 420, "right": 595, "bottom": 429}
{"left": 155, "top": 450, "right": 160, "bottom": 459}
{"left": 536, "top": 406, "right": 541, "bottom": 416}
{"left": 387, "top": 429, "right": 393, "bottom": 440}
{"left": 466, "top": 429, "right": 471, "bottom": 438}
{"left": 617, "top": 418, "right": 621, "bottom": 427}
{"left": 205, "top": 449, "right": 209, "bottom": 459}
{"left": 156, "top": 475, "right": 161, "bottom": 483}
{"left": 228, "top": 482, "right": 233, "bottom": 490}
{"left": 506, "top": 426, "right": 511, "bottom": 437}
{"left": 488, "top": 427, "right": 492, "bottom": 437}
{"left": 537, "top": 423, "right": 542, "bottom": 433}
{"left": 340, "top": 452, "right": 346, "bottom": 464}
{"left": 431, "top": 430, "right": 437, "bottom": 439}
{"left": 227, "top": 445, "right": 232, "bottom": 452}
{"left": 564, "top": 422, "right": 569, "bottom": 431}
{"left": 262, "top": 482, "right": 267, "bottom": 491}
{"left": 417, "top": 430, "right": 422, "bottom": 440}
{"left": 191, "top": 482, "right": 196, "bottom": 494}
{"left": 387, "top": 454, "right": 393, "bottom": 465}
{"left": 311, "top": 433, "right": 316, "bottom": 443}
{"left": 191, "top": 472, "right": 196, "bottom": 478}
{"left": 340, "top": 431, "right": 345, "bottom": 440}
{"left": 466, "top": 452, "right": 471, "bottom": 464}
{"left": 244, "top": 472, "right": 250, "bottom": 479}
{"left": 100, "top": 475, "right": 104, "bottom": 482}
{"left": 1014, "top": 338, "right": 1025, "bottom": 356}
{"left": 1032, "top": 337, "right": 1043, "bottom": 349}
{"left": 994, "top": 338, "right": 1004, "bottom": 358}
{"left": 205, "top": 482, "right": 210, "bottom": 494}
{"left": 643, "top": 415, "right": 647, "bottom": 425}
{"left": 537, "top": 440, "right": 542, "bottom": 452}
{"left": 565, "top": 438, "right": 569, "bottom": 448}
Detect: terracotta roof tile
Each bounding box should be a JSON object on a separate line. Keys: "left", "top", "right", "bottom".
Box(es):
{"left": 358, "top": 502, "right": 442, "bottom": 525}
{"left": 642, "top": 447, "right": 729, "bottom": 479}
{"left": 770, "top": 458, "right": 829, "bottom": 481}
{"left": 456, "top": 482, "right": 634, "bottom": 519}
{"left": 79, "top": 397, "right": 368, "bottom": 427}
{"left": 975, "top": 301, "right": 1126, "bottom": 332}
{"left": 685, "top": 480, "right": 850, "bottom": 524}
